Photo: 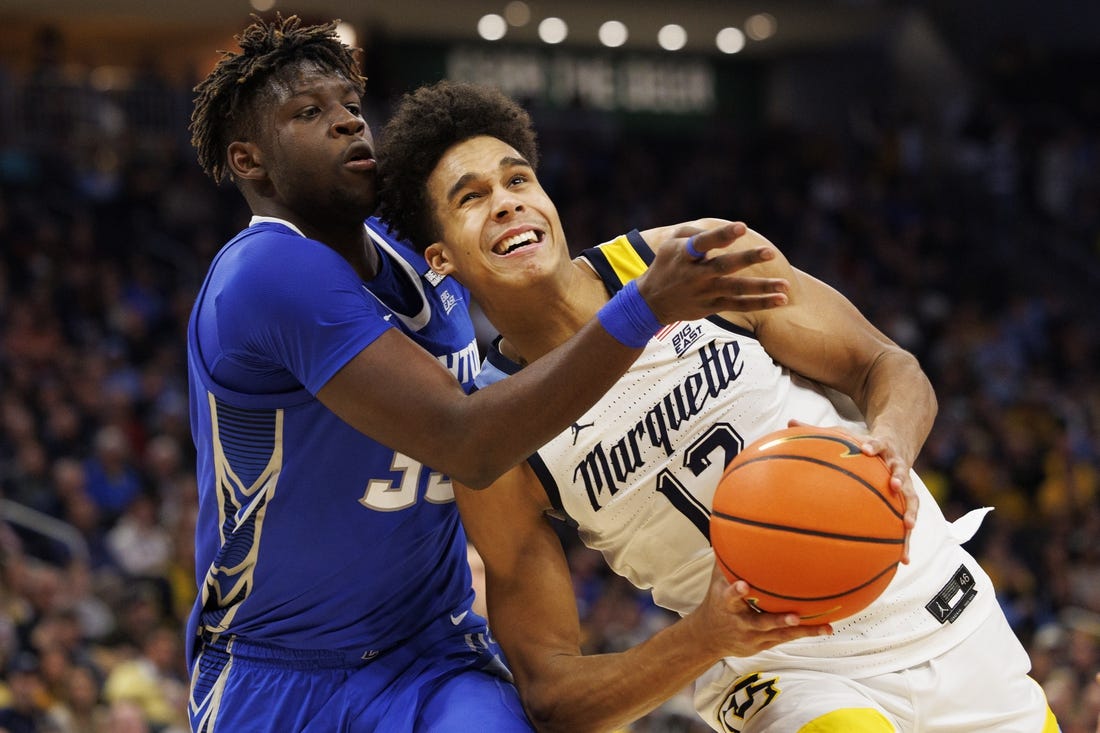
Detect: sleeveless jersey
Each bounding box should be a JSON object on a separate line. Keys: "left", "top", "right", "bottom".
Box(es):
{"left": 186, "top": 216, "right": 479, "bottom": 665}
{"left": 475, "top": 230, "right": 997, "bottom": 683}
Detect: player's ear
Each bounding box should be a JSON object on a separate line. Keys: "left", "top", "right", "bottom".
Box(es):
{"left": 227, "top": 141, "right": 266, "bottom": 181}
{"left": 424, "top": 242, "right": 456, "bottom": 276}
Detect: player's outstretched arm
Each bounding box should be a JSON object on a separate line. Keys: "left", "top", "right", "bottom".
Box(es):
{"left": 319, "top": 223, "right": 788, "bottom": 489}
{"left": 736, "top": 227, "right": 936, "bottom": 539}
{"left": 454, "top": 470, "right": 827, "bottom": 733}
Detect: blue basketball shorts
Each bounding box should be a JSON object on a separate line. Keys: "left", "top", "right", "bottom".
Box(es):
{"left": 188, "top": 609, "right": 533, "bottom": 732}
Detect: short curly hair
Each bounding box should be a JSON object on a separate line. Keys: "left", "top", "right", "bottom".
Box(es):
{"left": 377, "top": 81, "right": 539, "bottom": 253}
{"left": 190, "top": 14, "right": 365, "bottom": 183}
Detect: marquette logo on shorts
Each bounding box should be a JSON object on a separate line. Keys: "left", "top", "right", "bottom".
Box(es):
{"left": 717, "top": 673, "right": 779, "bottom": 733}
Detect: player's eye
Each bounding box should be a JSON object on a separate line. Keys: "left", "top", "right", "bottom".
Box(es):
{"left": 509, "top": 174, "right": 527, "bottom": 186}
{"left": 459, "top": 191, "right": 480, "bottom": 205}
{"left": 345, "top": 103, "right": 362, "bottom": 117}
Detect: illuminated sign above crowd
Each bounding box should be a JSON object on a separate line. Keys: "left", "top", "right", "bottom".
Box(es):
{"left": 444, "top": 46, "right": 716, "bottom": 115}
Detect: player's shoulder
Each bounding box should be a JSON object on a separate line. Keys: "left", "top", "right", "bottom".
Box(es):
{"left": 365, "top": 216, "right": 414, "bottom": 258}
{"left": 228, "top": 220, "right": 341, "bottom": 266}
{"left": 574, "top": 229, "right": 655, "bottom": 288}
{"left": 213, "top": 223, "right": 357, "bottom": 305}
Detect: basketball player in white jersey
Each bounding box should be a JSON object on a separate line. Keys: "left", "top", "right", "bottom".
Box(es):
{"left": 377, "top": 81, "right": 1060, "bottom": 733}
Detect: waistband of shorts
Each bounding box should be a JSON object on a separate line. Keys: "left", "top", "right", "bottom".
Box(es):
{"left": 195, "top": 604, "right": 486, "bottom": 671}
{"left": 198, "top": 632, "right": 383, "bottom": 670}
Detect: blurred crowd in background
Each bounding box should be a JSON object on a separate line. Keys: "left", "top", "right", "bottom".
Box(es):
{"left": 1, "top": 19, "right": 1099, "bottom": 733}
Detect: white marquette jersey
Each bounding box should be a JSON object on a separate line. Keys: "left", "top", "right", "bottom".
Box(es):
{"left": 475, "top": 231, "right": 999, "bottom": 699}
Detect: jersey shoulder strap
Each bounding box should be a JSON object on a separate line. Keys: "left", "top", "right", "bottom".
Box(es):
{"left": 578, "top": 229, "right": 655, "bottom": 293}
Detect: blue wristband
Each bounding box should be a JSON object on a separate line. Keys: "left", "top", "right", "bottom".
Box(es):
{"left": 597, "top": 280, "right": 662, "bottom": 348}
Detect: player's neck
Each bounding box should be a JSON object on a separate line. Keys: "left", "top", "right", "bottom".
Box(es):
{"left": 299, "top": 220, "right": 379, "bottom": 280}
{"left": 250, "top": 199, "right": 380, "bottom": 279}
{"left": 490, "top": 266, "right": 608, "bottom": 364}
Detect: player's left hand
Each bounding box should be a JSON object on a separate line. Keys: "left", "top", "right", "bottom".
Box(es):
{"left": 637, "top": 222, "right": 790, "bottom": 324}
{"left": 686, "top": 563, "right": 832, "bottom": 660}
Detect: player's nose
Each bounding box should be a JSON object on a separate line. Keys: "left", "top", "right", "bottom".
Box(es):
{"left": 493, "top": 190, "right": 524, "bottom": 220}
{"left": 332, "top": 109, "right": 365, "bottom": 137}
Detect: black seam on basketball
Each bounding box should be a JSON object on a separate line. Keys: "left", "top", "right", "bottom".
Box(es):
{"left": 722, "top": 560, "right": 900, "bottom": 602}
{"left": 711, "top": 510, "right": 904, "bottom": 544}
{"left": 777, "top": 432, "right": 861, "bottom": 455}
{"left": 718, "top": 432, "right": 861, "bottom": 479}
{"left": 722, "top": 454, "right": 903, "bottom": 520}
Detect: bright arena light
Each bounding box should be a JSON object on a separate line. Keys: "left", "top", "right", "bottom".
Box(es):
{"left": 657, "top": 23, "right": 687, "bottom": 51}
{"left": 538, "top": 17, "right": 568, "bottom": 45}
{"left": 745, "top": 13, "right": 777, "bottom": 41}
{"left": 503, "top": 1, "right": 531, "bottom": 27}
{"left": 335, "top": 22, "right": 357, "bottom": 49}
{"left": 250, "top": 0, "right": 275, "bottom": 11}
{"left": 715, "top": 26, "right": 745, "bottom": 54}
{"left": 598, "top": 20, "right": 628, "bottom": 48}
{"left": 477, "top": 14, "right": 508, "bottom": 41}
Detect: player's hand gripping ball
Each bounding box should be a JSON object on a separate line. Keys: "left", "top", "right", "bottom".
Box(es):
{"left": 710, "top": 425, "right": 906, "bottom": 624}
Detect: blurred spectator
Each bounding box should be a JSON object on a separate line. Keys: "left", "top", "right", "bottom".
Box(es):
{"left": 161, "top": 501, "right": 196, "bottom": 627}
{"left": 104, "top": 492, "right": 170, "bottom": 580}
{"left": 44, "top": 661, "right": 107, "bottom": 733}
{"left": 3, "top": 441, "right": 56, "bottom": 517}
{"left": 101, "top": 699, "right": 153, "bottom": 733}
{"left": 82, "top": 426, "right": 142, "bottom": 526}
{"left": 102, "top": 626, "right": 186, "bottom": 733}
{"left": 62, "top": 561, "right": 116, "bottom": 645}
{"left": 0, "top": 652, "right": 51, "bottom": 733}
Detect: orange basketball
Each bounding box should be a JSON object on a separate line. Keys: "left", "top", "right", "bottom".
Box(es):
{"left": 710, "top": 425, "right": 905, "bottom": 625}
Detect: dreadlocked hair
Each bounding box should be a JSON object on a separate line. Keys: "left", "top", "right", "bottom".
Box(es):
{"left": 190, "top": 13, "right": 365, "bottom": 183}
{"left": 377, "top": 80, "right": 539, "bottom": 253}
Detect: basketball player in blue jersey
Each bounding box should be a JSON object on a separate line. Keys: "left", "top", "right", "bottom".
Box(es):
{"left": 184, "top": 15, "right": 794, "bottom": 733}
{"left": 376, "top": 81, "right": 1061, "bottom": 732}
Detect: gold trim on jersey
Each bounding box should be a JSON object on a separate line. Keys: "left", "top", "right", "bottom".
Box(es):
{"left": 598, "top": 234, "right": 648, "bottom": 285}
{"left": 198, "top": 392, "right": 284, "bottom": 633}
{"left": 189, "top": 644, "right": 233, "bottom": 732}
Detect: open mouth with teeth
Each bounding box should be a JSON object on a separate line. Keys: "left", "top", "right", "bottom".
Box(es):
{"left": 494, "top": 229, "right": 544, "bottom": 255}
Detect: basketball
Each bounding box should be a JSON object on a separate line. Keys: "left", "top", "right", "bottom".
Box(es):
{"left": 709, "top": 425, "right": 905, "bottom": 625}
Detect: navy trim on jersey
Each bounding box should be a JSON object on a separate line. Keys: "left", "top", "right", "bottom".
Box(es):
{"left": 625, "top": 230, "right": 657, "bottom": 263}
{"left": 472, "top": 340, "right": 567, "bottom": 521}
{"left": 528, "top": 452, "right": 566, "bottom": 517}
{"left": 706, "top": 314, "right": 756, "bottom": 340}
{"left": 484, "top": 336, "right": 518, "bottom": 373}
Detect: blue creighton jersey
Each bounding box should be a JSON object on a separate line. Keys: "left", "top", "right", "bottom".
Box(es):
{"left": 185, "top": 216, "right": 479, "bottom": 665}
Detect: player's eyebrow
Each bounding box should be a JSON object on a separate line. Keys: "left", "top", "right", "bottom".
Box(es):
{"left": 446, "top": 156, "right": 531, "bottom": 202}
